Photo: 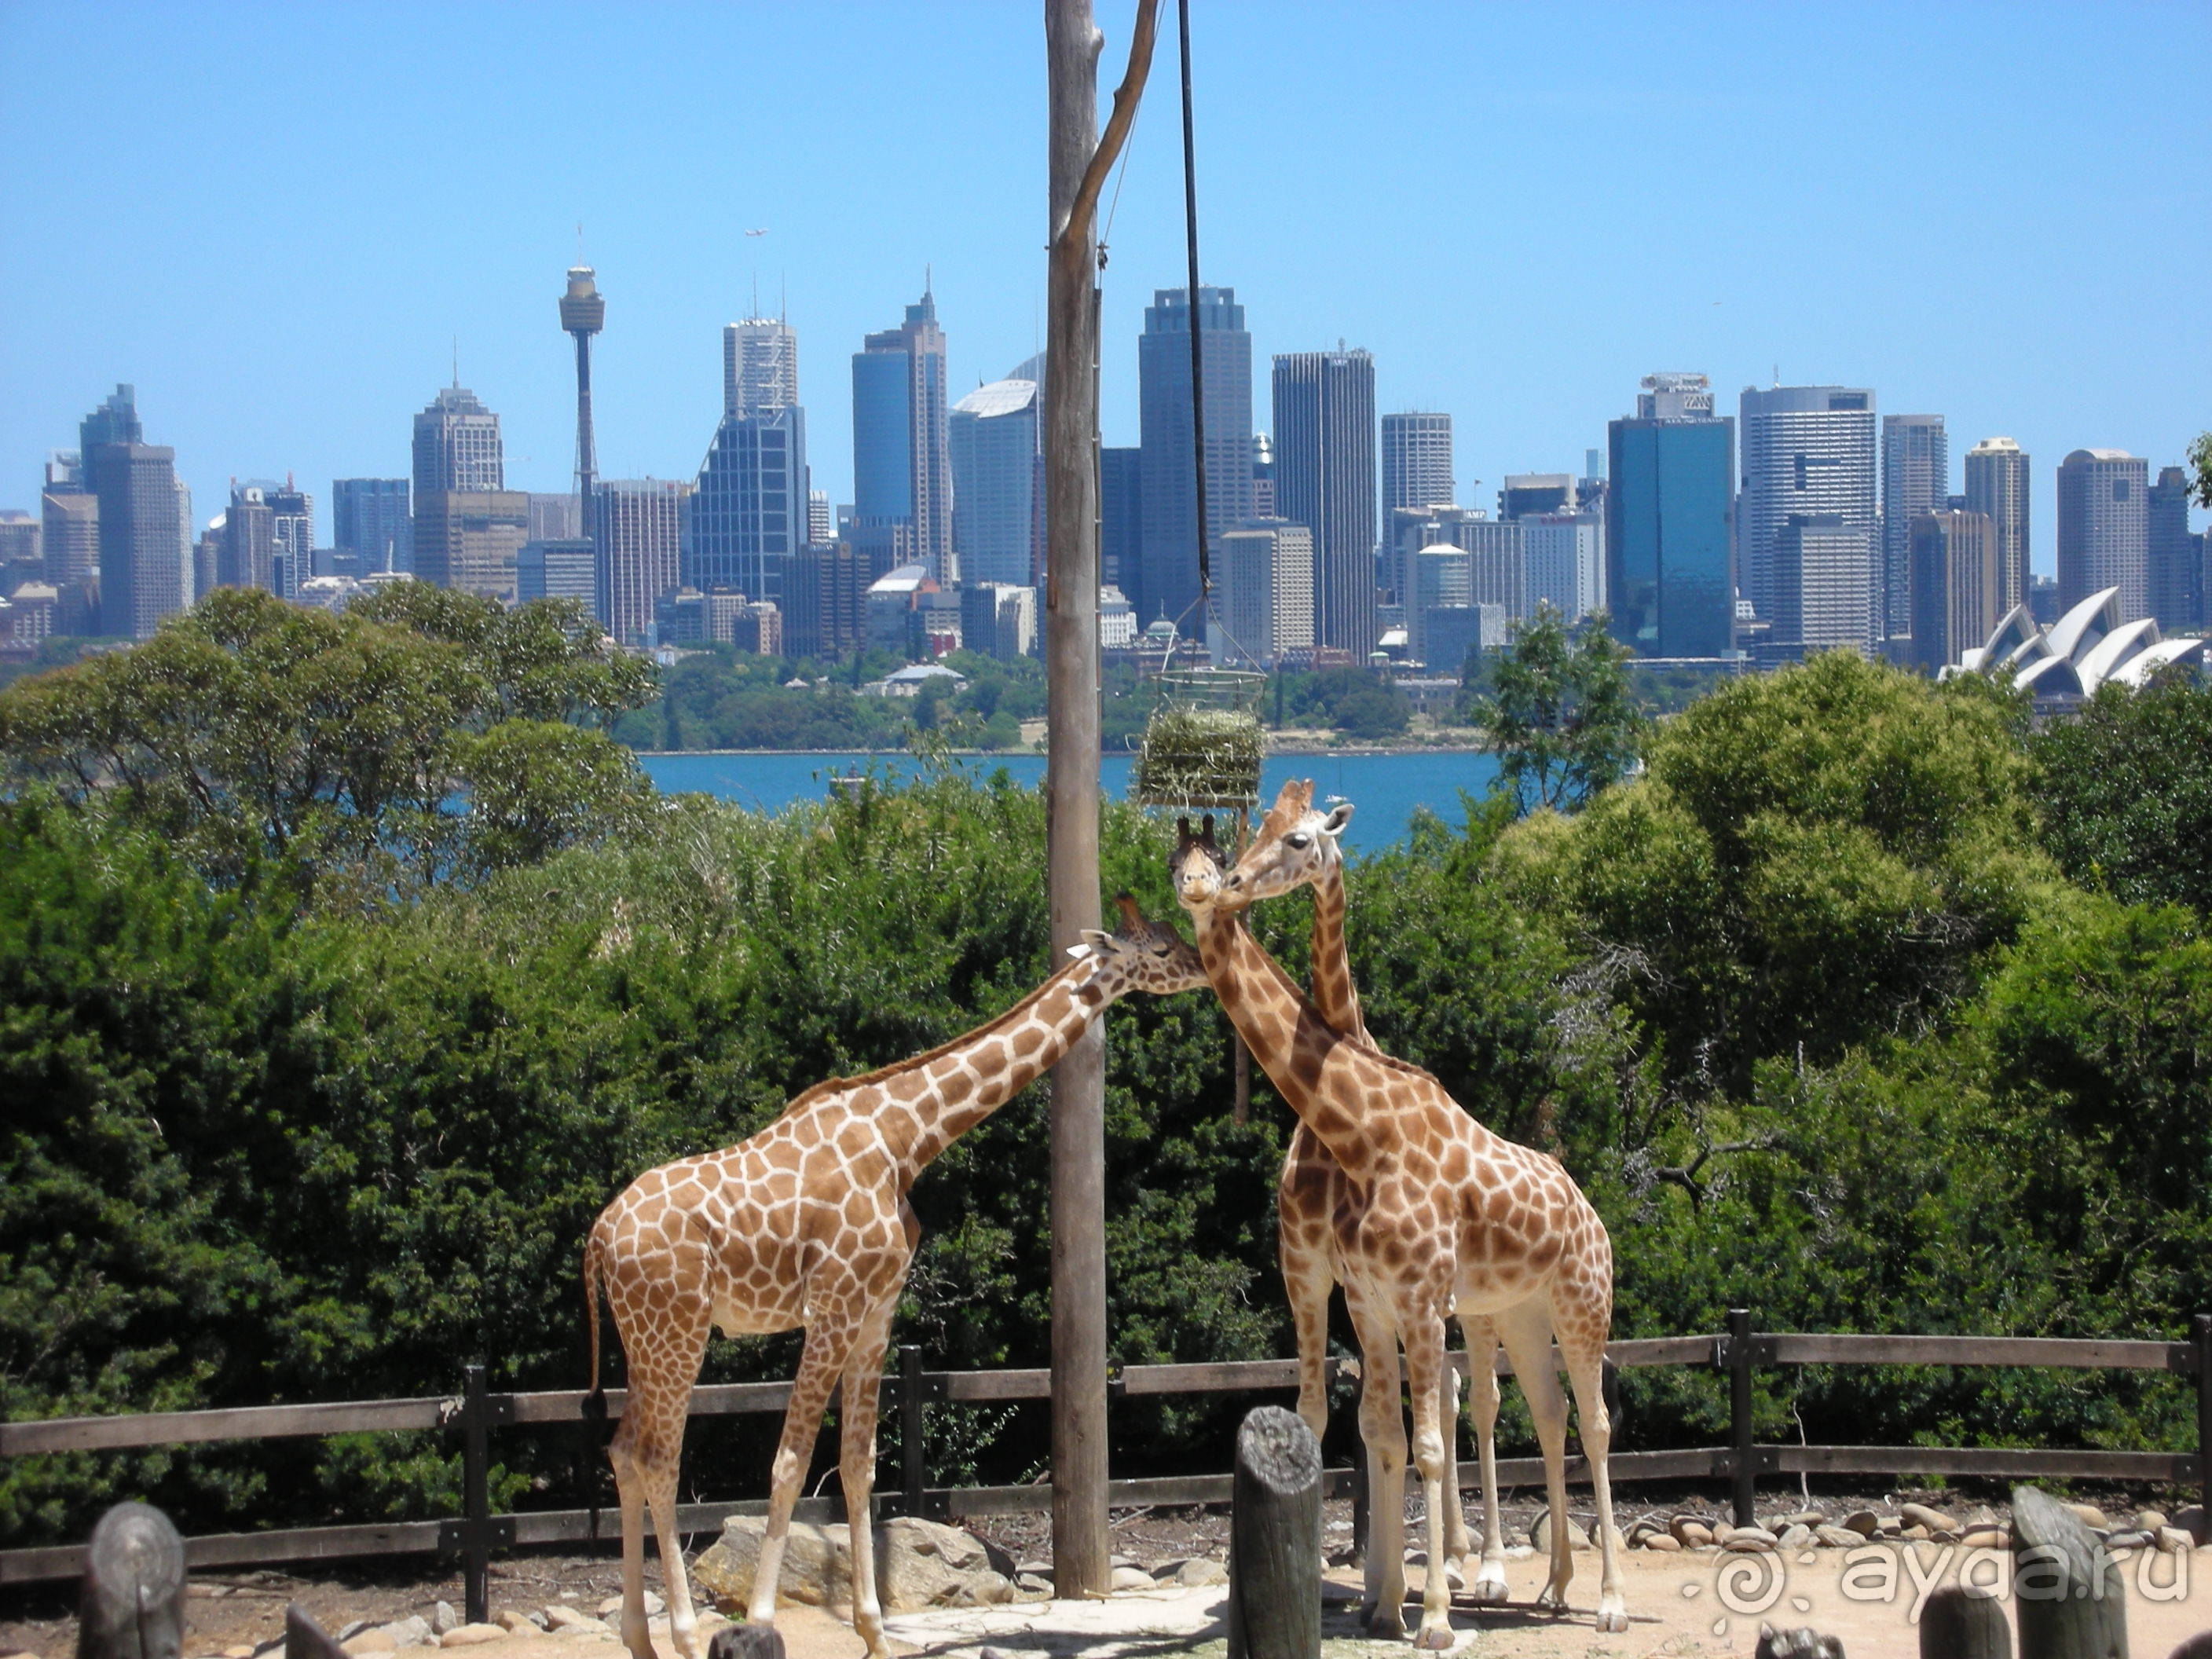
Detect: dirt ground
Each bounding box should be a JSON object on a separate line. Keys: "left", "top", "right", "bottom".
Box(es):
{"left": 5, "top": 1492, "right": 2205, "bottom": 1659}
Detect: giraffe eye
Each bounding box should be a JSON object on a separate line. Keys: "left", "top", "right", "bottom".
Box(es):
{"left": 1286, "top": 833, "right": 1310, "bottom": 850}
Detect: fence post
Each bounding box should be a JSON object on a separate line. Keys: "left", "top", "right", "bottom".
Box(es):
{"left": 1727, "top": 1309, "right": 1755, "bottom": 1528}
{"left": 462, "top": 1363, "right": 490, "bottom": 1626}
{"left": 900, "top": 1344, "right": 926, "bottom": 1520}
{"left": 2196, "top": 1313, "right": 2210, "bottom": 1521}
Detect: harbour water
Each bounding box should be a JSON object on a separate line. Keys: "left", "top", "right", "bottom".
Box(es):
{"left": 637, "top": 750, "right": 1503, "bottom": 855}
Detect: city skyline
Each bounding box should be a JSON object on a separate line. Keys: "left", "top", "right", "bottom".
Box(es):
{"left": 3, "top": 3, "right": 2205, "bottom": 584}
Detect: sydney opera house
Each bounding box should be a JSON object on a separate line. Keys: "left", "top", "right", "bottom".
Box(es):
{"left": 1943, "top": 586, "right": 2207, "bottom": 709}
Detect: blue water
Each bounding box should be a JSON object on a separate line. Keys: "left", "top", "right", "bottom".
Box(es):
{"left": 637, "top": 750, "right": 1501, "bottom": 855}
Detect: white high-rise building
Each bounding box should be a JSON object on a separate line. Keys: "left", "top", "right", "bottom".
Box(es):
{"left": 1210, "top": 518, "right": 1314, "bottom": 666}
{"left": 1522, "top": 512, "right": 1606, "bottom": 621}
{"left": 2056, "top": 449, "right": 2149, "bottom": 619}
{"left": 949, "top": 378, "right": 1041, "bottom": 588}
{"left": 1381, "top": 412, "right": 1454, "bottom": 517}
{"left": 725, "top": 319, "right": 800, "bottom": 417}
{"left": 1739, "top": 385, "right": 1877, "bottom": 629}
{"left": 1965, "top": 437, "right": 2031, "bottom": 614}
{"left": 1772, "top": 512, "right": 1874, "bottom": 653}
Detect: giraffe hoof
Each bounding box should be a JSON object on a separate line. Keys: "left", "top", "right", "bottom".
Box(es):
{"left": 1362, "top": 1604, "right": 1405, "bottom": 1640}
{"left": 1467, "top": 1570, "right": 1507, "bottom": 1605}
{"left": 1595, "top": 1600, "right": 1628, "bottom": 1633}
{"left": 1413, "top": 1623, "right": 1456, "bottom": 1651}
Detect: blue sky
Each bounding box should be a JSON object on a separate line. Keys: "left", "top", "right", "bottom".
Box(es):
{"left": 3, "top": 2, "right": 2207, "bottom": 570}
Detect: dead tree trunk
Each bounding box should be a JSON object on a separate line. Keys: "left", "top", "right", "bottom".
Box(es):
{"left": 2012, "top": 1485, "right": 2127, "bottom": 1659}
{"left": 1043, "top": 0, "right": 1159, "bottom": 1602}
{"left": 1921, "top": 1583, "right": 2012, "bottom": 1659}
{"left": 1227, "top": 1406, "right": 1322, "bottom": 1659}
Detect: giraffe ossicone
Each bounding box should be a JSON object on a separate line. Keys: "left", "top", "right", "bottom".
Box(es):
{"left": 584, "top": 895, "right": 1205, "bottom": 1659}
{"left": 1176, "top": 802, "right": 1628, "bottom": 1641}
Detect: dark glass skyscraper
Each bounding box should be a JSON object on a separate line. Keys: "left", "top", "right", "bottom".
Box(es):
{"left": 2147, "top": 463, "right": 2199, "bottom": 631}
{"left": 1607, "top": 375, "right": 1734, "bottom": 658}
{"left": 1272, "top": 348, "right": 1378, "bottom": 655}
{"left": 332, "top": 478, "right": 412, "bottom": 573}
{"left": 691, "top": 316, "right": 808, "bottom": 605}
{"left": 80, "top": 384, "right": 184, "bottom": 639}
{"left": 1100, "top": 446, "right": 1141, "bottom": 595}
{"left": 850, "top": 288, "right": 950, "bottom": 581}
{"left": 1137, "top": 287, "right": 1253, "bottom": 630}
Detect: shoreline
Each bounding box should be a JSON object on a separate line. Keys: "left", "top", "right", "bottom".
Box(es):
{"left": 633, "top": 742, "right": 1495, "bottom": 760}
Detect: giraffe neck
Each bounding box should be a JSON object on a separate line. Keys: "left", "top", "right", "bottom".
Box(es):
{"left": 888, "top": 959, "right": 1117, "bottom": 1174}
{"left": 1307, "top": 861, "right": 1368, "bottom": 1043}
{"left": 1191, "top": 902, "right": 1381, "bottom": 1168}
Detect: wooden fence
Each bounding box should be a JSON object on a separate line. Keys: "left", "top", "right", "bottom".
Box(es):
{"left": 4, "top": 1311, "right": 2207, "bottom": 1626}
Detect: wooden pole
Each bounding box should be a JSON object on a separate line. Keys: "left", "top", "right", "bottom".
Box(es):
{"left": 2011, "top": 1484, "right": 2128, "bottom": 1659}
{"left": 460, "top": 1362, "right": 490, "bottom": 1625}
{"left": 78, "top": 1503, "right": 185, "bottom": 1659}
{"left": 1044, "top": 0, "right": 1158, "bottom": 1602}
{"left": 1227, "top": 1407, "right": 1322, "bottom": 1659}
{"left": 1727, "top": 1308, "right": 1756, "bottom": 1527}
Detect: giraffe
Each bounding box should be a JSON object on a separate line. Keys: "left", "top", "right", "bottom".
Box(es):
{"left": 1172, "top": 818, "right": 1626, "bottom": 1643}
{"left": 584, "top": 897, "right": 1207, "bottom": 1659}
{"left": 1236, "top": 781, "right": 1495, "bottom": 1602}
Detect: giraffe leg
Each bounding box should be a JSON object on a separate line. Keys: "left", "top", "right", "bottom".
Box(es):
{"left": 1436, "top": 1359, "right": 1470, "bottom": 1582}
{"left": 838, "top": 1299, "right": 900, "bottom": 1659}
{"left": 607, "top": 1314, "right": 710, "bottom": 1659}
{"left": 1398, "top": 1309, "right": 1456, "bottom": 1650}
{"left": 1558, "top": 1317, "right": 1626, "bottom": 1632}
{"left": 1460, "top": 1317, "right": 1508, "bottom": 1605}
{"left": 1343, "top": 1284, "right": 1407, "bottom": 1638}
{"left": 1281, "top": 1221, "right": 1335, "bottom": 1447}
{"left": 749, "top": 1321, "right": 855, "bottom": 1628}
{"left": 1495, "top": 1302, "right": 1573, "bottom": 1616}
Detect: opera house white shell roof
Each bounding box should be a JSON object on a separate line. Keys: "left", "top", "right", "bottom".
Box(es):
{"left": 1944, "top": 588, "right": 2206, "bottom": 706}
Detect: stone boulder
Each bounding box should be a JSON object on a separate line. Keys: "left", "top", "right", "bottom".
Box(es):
{"left": 690, "top": 1515, "right": 1017, "bottom": 1615}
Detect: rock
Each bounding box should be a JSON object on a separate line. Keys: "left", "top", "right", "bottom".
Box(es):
{"left": 1711, "top": 1522, "right": 1735, "bottom": 1545}
{"left": 2157, "top": 1527, "right": 2195, "bottom": 1554}
{"left": 1901, "top": 1503, "right": 1958, "bottom": 1535}
{"left": 1840, "top": 1510, "right": 1880, "bottom": 1536}
{"left": 1174, "top": 1558, "right": 1227, "bottom": 1587}
{"left": 226, "top": 1646, "right": 256, "bottom": 1657}
{"left": 1529, "top": 1512, "right": 1591, "bottom": 1552}
{"left": 1774, "top": 1511, "right": 1825, "bottom": 1529}
{"left": 337, "top": 1624, "right": 377, "bottom": 1645}
{"left": 1815, "top": 1525, "right": 1864, "bottom": 1549}
{"left": 2176, "top": 1504, "right": 2209, "bottom": 1544}
{"left": 1672, "top": 1518, "right": 1714, "bottom": 1547}
{"left": 594, "top": 1595, "right": 661, "bottom": 1618}
{"left": 439, "top": 1628, "right": 506, "bottom": 1648}
{"left": 1900, "top": 1525, "right": 1931, "bottom": 1543}
{"left": 2064, "top": 1503, "right": 2108, "bottom": 1529}
{"left": 1640, "top": 1533, "right": 1683, "bottom": 1553}
{"left": 341, "top": 1633, "right": 397, "bottom": 1656}
{"left": 430, "top": 1605, "right": 458, "bottom": 1638}
{"left": 387, "top": 1618, "right": 432, "bottom": 1649}
{"left": 690, "top": 1514, "right": 1019, "bottom": 1615}
{"left": 1109, "top": 1566, "right": 1155, "bottom": 1592}
{"left": 1874, "top": 1515, "right": 1904, "bottom": 1536}
{"left": 495, "top": 1613, "right": 537, "bottom": 1635}
{"left": 1503, "top": 1544, "right": 1535, "bottom": 1560}
{"left": 1961, "top": 1529, "right": 2009, "bottom": 1550}
{"left": 1724, "top": 1528, "right": 1777, "bottom": 1553}
{"left": 2134, "top": 1509, "right": 2168, "bottom": 1533}
{"left": 1014, "top": 1574, "right": 1053, "bottom": 1599}
{"left": 1777, "top": 1525, "right": 1814, "bottom": 1550}
{"left": 1016, "top": 1560, "right": 1052, "bottom": 1578}
{"left": 1110, "top": 1555, "right": 1136, "bottom": 1570}
{"left": 2104, "top": 1529, "right": 2153, "bottom": 1551}
{"left": 541, "top": 1608, "right": 606, "bottom": 1635}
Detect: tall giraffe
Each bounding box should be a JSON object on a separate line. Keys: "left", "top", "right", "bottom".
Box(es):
{"left": 1173, "top": 819, "right": 1626, "bottom": 1643}
{"left": 584, "top": 899, "right": 1207, "bottom": 1659}
{"left": 1237, "top": 782, "right": 1492, "bottom": 1599}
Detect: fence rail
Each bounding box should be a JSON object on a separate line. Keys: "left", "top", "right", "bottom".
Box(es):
{"left": 5, "top": 1313, "right": 2207, "bottom": 1620}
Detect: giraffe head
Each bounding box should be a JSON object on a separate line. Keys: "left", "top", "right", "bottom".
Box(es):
{"left": 1217, "top": 778, "right": 1353, "bottom": 911}
{"left": 1170, "top": 815, "right": 1231, "bottom": 914}
{"left": 1067, "top": 893, "right": 1208, "bottom": 995}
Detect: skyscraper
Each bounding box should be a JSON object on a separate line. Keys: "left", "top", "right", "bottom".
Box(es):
{"left": 332, "top": 478, "right": 412, "bottom": 573}
{"left": 1210, "top": 519, "right": 1313, "bottom": 667}
{"left": 1522, "top": 512, "right": 1606, "bottom": 621}
{"left": 1964, "top": 437, "right": 2030, "bottom": 614}
{"left": 412, "top": 383, "right": 503, "bottom": 495}
{"left": 595, "top": 478, "right": 689, "bottom": 646}
{"left": 1137, "top": 286, "right": 1254, "bottom": 628}
{"left": 1771, "top": 512, "right": 1874, "bottom": 654}
{"left": 1738, "top": 385, "right": 1877, "bottom": 629}
{"left": 240, "top": 478, "right": 313, "bottom": 597}
{"left": 80, "top": 385, "right": 185, "bottom": 639}
{"left": 692, "top": 317, "right": 808, "bottom": 607}
{"left": 1272, "top": 348, "right": 1377, "bottom": 655}
{"left": 559, "top": 266, "right": 606, "bottom": 548}
{"left": 2056, "top": 449, "right": 2149, "bottom": 618}
{"left": 1099, "top": 446, "right": 1141, "bottom": 594}
{"left": 1497, "top": 474, "right": 1576, "bottom": 521}
{"left": 42, "top": 478, "right": 98, "bottom": 586}
{"left": 2147, "top": 464, "right": 2199, "bottom": 632}
{"left": 1881, "top": 414, "right": 1948, "bottom": 639}
{"left": 850, "top": 287, "right": 952, "bottom": 581}
{"left": 948, "top": 376, "right": 1040, "bottom": 588}
{"left": 726, "top": 319, "right": 799, "bottom": 418}
{"left": 808, "top": 490, "right": 832, "bottom": 547}
{"left": 1608, "top": 375, "right": 1734, "bottom": 658}
{"left": 1906, "top": 509, "right": 1999, "bottom": 673}
{"left": 412, "top": 382, "right": 510, "bottom": 594}
{"left": 1381, "top": 412, "right": 1453, "bottom": 516}
{"left": 219, "top": 485, "right": 276, "bottom": 592}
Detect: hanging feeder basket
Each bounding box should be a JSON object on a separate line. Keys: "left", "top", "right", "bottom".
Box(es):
{"left": 1132, "top": 665, "right": 1266, "bottom": 811}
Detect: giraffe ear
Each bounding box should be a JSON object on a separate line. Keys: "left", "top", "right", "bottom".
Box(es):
{"left": 1071, "top": 928, "right": 1115, "bottom": 959}
{"left": 1320, "top": 803, "right": 1354, "bottom": 838}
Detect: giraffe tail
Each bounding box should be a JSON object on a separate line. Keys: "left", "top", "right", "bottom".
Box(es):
{"left": 581, "top": 1226, "right": 610, "bottom": 1442}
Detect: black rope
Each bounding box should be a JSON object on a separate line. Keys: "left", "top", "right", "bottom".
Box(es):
{"left": 1178, "top": 0, "right": 1209, "bottom": 603}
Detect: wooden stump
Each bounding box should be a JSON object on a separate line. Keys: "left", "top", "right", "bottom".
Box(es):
{"left": 1228, "top": 1406, "right": 1321, "bottom": 1659}
{"left": 2012, "top": 1485, "right": 2126, "bottom": 1659}
{"left": 284, "top": 1604, "right": 349, "bottom": 1659}
{"left": 78, "top": 1502, "right": 185, "bottom": 1659}
{"left": 2165, "top": 1638, "right": 2212, "bottom": 1659}
{"left": 1921, "top": 1583, "right": 2012, "bottom": 1659}
{"left": 1756, "top": 1623, "right": 1844, "bottom": 1659}
{"left": 708, "top": 1624, "right": 787, "bottom": 1659}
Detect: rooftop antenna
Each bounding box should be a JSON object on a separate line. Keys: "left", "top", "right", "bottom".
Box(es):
{"left": 779, "top": 273, "right": 786, "bottom": 324}
{"left": 752, "top": 271, "right": 760, "bottom": 319}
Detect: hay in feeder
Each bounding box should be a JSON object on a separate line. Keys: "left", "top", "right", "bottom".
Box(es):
{"left": 1133, "top": 702, "right": 1264, "bottom": 809}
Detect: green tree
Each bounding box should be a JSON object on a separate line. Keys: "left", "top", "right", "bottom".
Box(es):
{"left": 1473, "top": 605, "right": 1650, "bottom": 811}
{"left": 2188, "top": 430, "right": 2212, "bottom": 508}
{"left": 2033, "top": 679, "right": 2212, "bottom": 913}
